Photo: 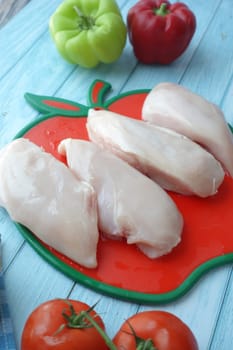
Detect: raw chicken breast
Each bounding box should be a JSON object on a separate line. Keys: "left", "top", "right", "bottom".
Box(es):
{"left": 142, "top": 82, "right": 233, "bottom": 176}
{"left": 87, "top": 109, "right": 224, "bottom": 198}
{"left": 58, "top": 138, "right": 183, "bottom": 259}
{"left": 0, "top": 138, "right": 99, "bottom": 268}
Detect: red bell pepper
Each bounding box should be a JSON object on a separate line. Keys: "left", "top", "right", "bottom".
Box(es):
{"left": 127, "top": 0, "right": 196, "bottom": 64}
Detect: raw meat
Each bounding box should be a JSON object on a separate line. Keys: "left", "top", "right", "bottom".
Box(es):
{"left": 142, "top": 82, "right": 233, "bottom": 176}
{"left": 58, "top": 138, "right": 183, "bottom": 259}
{"left": 0, "top": 138, "right": 99, "bottom": 268}
{"left": 87, "top": 109, "right": 224, "bottom": 197}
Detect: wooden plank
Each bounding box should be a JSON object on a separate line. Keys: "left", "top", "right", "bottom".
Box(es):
{"left": 209, "top": 268, "right": 233, "bottom": 349}
{"left": 0, "top": 0, "right": 31, "bottom": 28}
{"left": 179, "top": 0, "right": 233, "bottom": 104}
{"left": 0, "top": 0, "right": 62, "bottom": 80}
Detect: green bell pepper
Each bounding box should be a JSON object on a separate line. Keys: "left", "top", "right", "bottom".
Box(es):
{"left": 49, "top": 0, "right": 127, "bottom": 68}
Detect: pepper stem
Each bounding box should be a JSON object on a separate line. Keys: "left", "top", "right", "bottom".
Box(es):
{"left": 73, "top": 5, "right": 95, "bottom": 30}
{"left": 154, "top": 3, "right": 170, "bottom": 16}
{"left": 73, "top": 5, "right": 83, "bottom": 17}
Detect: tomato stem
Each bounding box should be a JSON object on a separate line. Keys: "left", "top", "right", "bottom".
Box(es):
{"left": 81, "top": 311, "right": 118, "bottom": 350}
{"left": 61, "top": 301, "right": 157, "bottom": 350}
{"left": 81, "top": 312, "right": 158, "bottom": 350}
{"left": 125, "top": 321, "right": 158, "bottom": 350}
{"left": 55, "top": 300, "right": 100, "bottom": 332}
{"left": 137, "top": 339, "right": 158, "bottom": 350}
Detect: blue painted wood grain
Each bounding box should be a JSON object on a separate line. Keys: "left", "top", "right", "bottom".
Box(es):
{"left": 0, "top": 0, "right": 233, "bottom": 349}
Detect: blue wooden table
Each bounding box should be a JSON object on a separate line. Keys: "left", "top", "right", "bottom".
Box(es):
{"left": 0, "top": 1, "right": 233, "bottom": 349}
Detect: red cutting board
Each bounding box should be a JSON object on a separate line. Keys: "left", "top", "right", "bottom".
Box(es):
{"left": 14, "top": 80, "right": 233, "bottom": 304}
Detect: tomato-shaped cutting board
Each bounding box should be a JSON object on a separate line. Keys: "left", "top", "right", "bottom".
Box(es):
{"left": 14, "top": 80, "right": 233, "bottom": 304}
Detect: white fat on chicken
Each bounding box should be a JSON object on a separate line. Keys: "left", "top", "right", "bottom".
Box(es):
{"left": 87, "top": 109, "right": 224, "bottom": 198}
{"left": 142, "top": 82, "right": 233, "bottom": 176}
{"left": 58, "top": 138, "right": 183, "bottom": 259}
{"left": 0, "top": 138, "right": 99, "bottom": 268}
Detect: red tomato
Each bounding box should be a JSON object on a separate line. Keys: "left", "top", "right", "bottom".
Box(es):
{"left": 21, "top": 299, "right": 109, "bottom": 350}
{"left": 113, "top": 310, "right": 199, "bottom": 350}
